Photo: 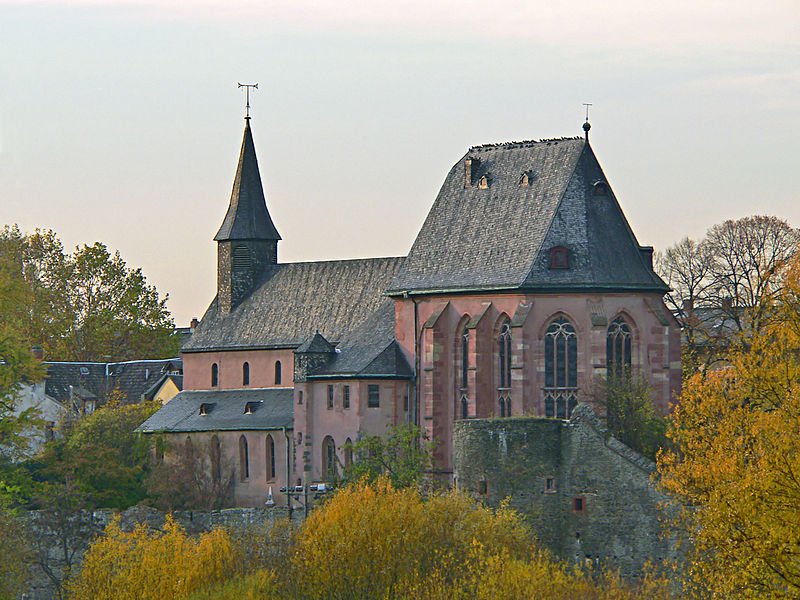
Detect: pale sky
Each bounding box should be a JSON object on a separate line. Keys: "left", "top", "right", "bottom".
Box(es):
{"left": 1, "top": 0, "right": 798, "bottom": 325}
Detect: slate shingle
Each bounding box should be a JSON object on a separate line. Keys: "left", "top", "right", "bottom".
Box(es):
{"left": 310, "top": 300, "right": 413, "bottom": 379}
{"left": 387, "top": 138, "right": 667, "bottom": 295}
{"left": 136, "top": 388, "right": 294, "bottom": 433}
{"left": 184, "top": 257, "right": 405, "bottom": 352}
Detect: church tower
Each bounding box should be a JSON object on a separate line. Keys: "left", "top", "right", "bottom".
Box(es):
{"left": 214, "top": 118, "right": 281, "bottom": 315}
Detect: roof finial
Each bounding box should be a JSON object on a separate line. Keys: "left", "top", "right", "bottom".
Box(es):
{"left": 238, "top": 82, "right": 259, "bottom": 120}
{"left": 582, "top": 103, "right": 592, "bottom": 141}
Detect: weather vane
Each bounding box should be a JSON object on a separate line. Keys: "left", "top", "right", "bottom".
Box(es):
{"left": 582, "top": 103, "right": 592, "bottom": 140}
{"left": 238, "top": 82, "right": 259, "bottom": 119}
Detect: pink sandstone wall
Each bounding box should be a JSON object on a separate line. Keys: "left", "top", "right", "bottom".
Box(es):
{"left": 167, "top": 429, "right": 293, "bottom": 508}
{"left": 182, "top": 349, "right": 295, "bottom": 390}
{"left": 294, "top": 379, "right": 411, "bottom": 482}
{"left": 395, "top": 292, "right": 681, "bottom": 474}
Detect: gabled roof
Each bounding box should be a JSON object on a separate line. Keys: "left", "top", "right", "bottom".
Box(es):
{"left": 137, "top": 388, "right": 293, "bottom": 433}
{"left": 310, "top": 300, "right": 413, "bottom": 379}
{"left": 44, "top": 359, "right": 183, "bottom": 404}
{"left": 295, "top": 332, "right": 336, "bottom": 354}
{"left": 387, "top": 138, "right": 667, "bottom": 295}
{"left": 184, "top": 257, "right": 405, "bottom": 352}
{"left": 214, "top": 119, "right": 281, "bottom": 242}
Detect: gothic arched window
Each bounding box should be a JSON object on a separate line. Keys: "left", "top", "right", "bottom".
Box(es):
{"left": 242, "top": 362, "right": 250, "bottom": 386}
{"left": 460, "top": 327, "right": 469, "bottom": 390}
{"left": 498, "top": 397, "right": 506, "bottom": 418}
{"left": 461, "top": 395, "right": 468, "bottom": 420}
{"left": 211, "top": 363, "right": 219, "bottom": 387}
{"left": 498, "top": 322, "right": 512, "bottom": 389}
{"left": 266, "top": 434, "right": 276, "bottom": 482}
{"left": 239, "top": 435, "right": 249, "bottom": 481}
{"left": 274, "top": 361, "right": 282, "bottom": 385}
{"left": 607, "top": 317, "right": 633, "bottom": 378}
{"left": 322, "top": 436, "right": 337, "bottom": 482}
{"left": 544, "top": 316, "right": 578, "bottom": 419}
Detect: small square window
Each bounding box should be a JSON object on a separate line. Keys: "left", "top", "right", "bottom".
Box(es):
{"left": 573, "top": 496, "right": 585, "bottom": 513}
{"left": 545, "top": 477, "right": 557, "bottom": 494}
{"left": 368, "top": 384, "right": 380, "bottom": 408}
{"left": 327, "top": 385, "right": 334, "bottom": 409}
{"left": 343, "top": 385, "right": 350, "bottom": 409}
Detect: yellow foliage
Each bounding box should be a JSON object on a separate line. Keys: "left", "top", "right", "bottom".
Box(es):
{"left": 67, "top": 515, "right": 239, "bottom": 600}
{"left": 287, "top": 477, "right": 533, "bottom": 598}
{"left": 186, "top": 570, "right": 279, "bottom": 600}
{"left": 658, "top": 255, "right": 800, "bottom": 597}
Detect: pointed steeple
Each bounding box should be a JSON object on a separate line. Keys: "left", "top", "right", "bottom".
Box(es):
{"left": 215, "top": 119, "right": 282, "bottom": 316}
{"left": 214, "top": 119, "right": 281, "bottom": 242}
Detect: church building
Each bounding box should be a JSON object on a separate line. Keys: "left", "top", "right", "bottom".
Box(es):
{"left": 139, "top": 115, "right": 681, "bottom": 507}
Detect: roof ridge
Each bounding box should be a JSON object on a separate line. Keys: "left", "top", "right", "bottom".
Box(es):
{"left": 469, "top": 137, "right": 583, "bottom": 153}
{"left": 278, "top": 256, "right": 405, "bottom": 267}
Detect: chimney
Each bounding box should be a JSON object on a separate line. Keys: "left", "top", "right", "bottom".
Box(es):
{"left": 30, "top": 345, "right": 44, "bottom": 360}
{"left": 464, "top": 157, "right": 479, "bottom": 188}
{"left": 721, "top": 297, "right": 733, "bottom": 312}
{"left": 683, "top": 298, "right": 693, "bottom": 313}
{"left": 190, "top": 317, "right": 199, "bottom": 330}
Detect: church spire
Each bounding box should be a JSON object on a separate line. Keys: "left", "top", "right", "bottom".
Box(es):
{"left": 215, "top": 116, "right": 281, "bottom": 316}
{"left": 214, "top": 119, "right": 281, "bottom": 242}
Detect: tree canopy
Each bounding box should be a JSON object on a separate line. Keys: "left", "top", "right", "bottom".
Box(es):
{"left": 658, "top": 254, "right": 800, "bottom": 597}
{"left": 0, "top": 225, "right": 180, "bottom": 362}
{"left": 657, "top": 215, "right": 799, "bottom": 372}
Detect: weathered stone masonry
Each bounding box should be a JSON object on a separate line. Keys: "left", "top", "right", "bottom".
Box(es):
{"left": 453, "top": 405, "right": 679, "bottom": 576}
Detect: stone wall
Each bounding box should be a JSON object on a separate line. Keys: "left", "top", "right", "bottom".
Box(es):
{"left": 453, "top": 405, "right": 679, "bottom": 576}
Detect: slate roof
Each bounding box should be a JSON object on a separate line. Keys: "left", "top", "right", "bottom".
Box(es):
{"left": 184, "top": 257, "right": 405, "bottom": 352}
{"left": 387, "top": 138, "right": 667, "bottom": 295}
{"left": 310, "top": 300, "right": 413, "bottom": 379}
{"left": 44, "top": 359, "right": 183, "bottom": 405}
{"left": 136, "top": 388, "right": 293, "bottom": 433}
{"left": 214, "top": 119, "right": 281, "bottom": 242}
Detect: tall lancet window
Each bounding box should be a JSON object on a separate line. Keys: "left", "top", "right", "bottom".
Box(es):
{"left": 460, "top": 327, "right": 469, "bottom": 390}
{"left": 498, "top": 322, "right": 512, "bottom": 389}
{"left": 544, "top": 317, "right": 578, "bottom": 419}
{"left": 607, "top": 317, "right": 633, "bottom": 378}
{"left": 266, "top": 434, "right": 276, "bottom": 482}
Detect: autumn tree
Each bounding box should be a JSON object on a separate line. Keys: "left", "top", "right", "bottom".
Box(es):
{"left": 658, "top": 254, "right": 800, "bottom": 597}
{"left": 276, "top": 479, "right": 672, "bottom": 599}
{"left": 68, "top": 515, "right": 239, "bottom": 600}
{"left": 146, "top": 436, "right": 234, "bottom": 510}
{"left": 343, "top": 423, "right": 434, "bottom": 490}
{"left": 591, "top": 374, "right": 667, "bottom": 461}
{"left": 34, "top": 401, "right": 159, "bottom": 509}
{"left": 0, "top": 225, "right": 180, "bottom": 362}
{"left": 0, "top": 494, "right": 33, "bottom": 600}
{"left": 657, "top": 215, "right": 799, "bottom": 372}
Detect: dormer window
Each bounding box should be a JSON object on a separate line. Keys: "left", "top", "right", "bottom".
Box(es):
{"left": 199, "top": 402, "right": 214, "bottom": 416}
{"left": 244, "top": 401, "right": 259, "bottom": 414}
{"left": 478, "top": 174, "right": 489, "bottom": 189}
{"left": 593, "top": 181, "right": 609, "bottom": 196}
{"left": 549, "top": 246, "right": 570, "bottom": 270}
